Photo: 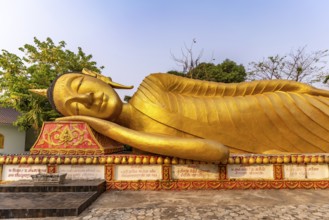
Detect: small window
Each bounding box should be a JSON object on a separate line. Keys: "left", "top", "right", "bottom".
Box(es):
{"left": 0, "top": 134, "right": 4, "bottom": 149}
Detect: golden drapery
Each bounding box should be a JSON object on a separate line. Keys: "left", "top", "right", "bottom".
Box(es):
{"left": 130, "top": 73, "right": 329, "bottom": 154}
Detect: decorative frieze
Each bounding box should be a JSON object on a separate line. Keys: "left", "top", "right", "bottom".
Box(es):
{"left": 114, "top": 165, "right": 162, "bottom": 181}
{"left": 2, "top": 164, "right": 47, "bottom": 181}
{"left": 172, "top": 164, "right": 219, "bottom": 180}
{"left": 227, "top": 164, "right": 274, "bottom": 180}
{"left": 58, "top": 165, "right": 104, "bottom": 180}
{"left": 283, "top": 164, "right": 306, "bottom": 179}
{"left": 307, "top": 164, "right": 329, "bottom": 179}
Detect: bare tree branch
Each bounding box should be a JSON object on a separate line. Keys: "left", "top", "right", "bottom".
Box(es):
{"left": 171, "top": 38, "right": 204, "bottom": 75}
{"left": 248, "top": 46, "right": 329, "bottom": 84}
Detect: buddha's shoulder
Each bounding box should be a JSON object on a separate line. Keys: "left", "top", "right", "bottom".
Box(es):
{"left": 140, "top": 73, "right": 186, "bottom": 87}
{"left": 144, "top": 73, "right": 179, "bottom": 80}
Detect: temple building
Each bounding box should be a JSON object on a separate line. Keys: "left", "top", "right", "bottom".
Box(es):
{"left": 0, "top": 107, "right": 34, "bottom": 154}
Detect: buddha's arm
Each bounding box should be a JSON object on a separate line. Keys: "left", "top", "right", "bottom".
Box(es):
{"left": 56, "top": 116, "right": 228, "bottom": 162}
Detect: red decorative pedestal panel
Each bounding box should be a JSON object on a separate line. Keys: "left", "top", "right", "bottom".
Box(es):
{"left": 30, "top": 121, "right": 124, "bottom": 155}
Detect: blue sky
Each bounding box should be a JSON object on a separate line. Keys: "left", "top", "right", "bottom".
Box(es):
{"left": 0, "top": 0, "right": 329, "bottom": 98}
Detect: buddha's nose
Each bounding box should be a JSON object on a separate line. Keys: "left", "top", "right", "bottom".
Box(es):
{"left": 73, "top": 93, "right": 93, "bottom": 106}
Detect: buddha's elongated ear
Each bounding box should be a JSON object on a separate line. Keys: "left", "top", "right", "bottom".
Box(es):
{"left": 82, "top": 68, "right": 133, "bottom": 89}
{"left": 29, "top": 89, "right": 48, "bottom": 97}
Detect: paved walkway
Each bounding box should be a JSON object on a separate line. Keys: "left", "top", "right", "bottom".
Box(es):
{"left": 22, "top": 189, "right": 329, "bottom": 220}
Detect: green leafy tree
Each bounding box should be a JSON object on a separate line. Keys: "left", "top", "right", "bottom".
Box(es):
{"left": 248, "top": 46, "right": 328, "bottom": 83}
{"left": 0, "top": 37, "right": 103, "bottom": 131}
{"left": 189, "top": 59, "right": 246, "bottom": 83}
{"left": 168, "top": 59, "right": 247, "bottom": 83}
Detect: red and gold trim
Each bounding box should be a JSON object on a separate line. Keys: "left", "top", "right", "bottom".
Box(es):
{"left": 105, "top": 180, "right": 329, "bottom": 190}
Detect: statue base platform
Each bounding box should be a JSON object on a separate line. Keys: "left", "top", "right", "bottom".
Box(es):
{"left": 1, "top": 153, "right": 329, "bottom": 190}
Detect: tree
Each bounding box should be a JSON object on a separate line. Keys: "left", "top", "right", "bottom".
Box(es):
{"left": 168, "top": 59, "right": 247, "bottom": 83}
{"left": 248, "top": 46, "right": 329, "bottom": 83}
{"left": 0, "top": 37, "right": 103, "bottom": 131}
{"left": 190, "top": 60, "right": 247, "bottom": 83}
{"left": 171, "top": 38, "right": 204, "bottom": 74}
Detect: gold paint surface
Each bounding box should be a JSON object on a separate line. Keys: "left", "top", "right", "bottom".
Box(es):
{"left": 52, "top": 72, "right": 329, "bottom": 162}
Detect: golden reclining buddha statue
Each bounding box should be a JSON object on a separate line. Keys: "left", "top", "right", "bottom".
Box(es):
{"left": 31, "top": 69, "right": 329, "bottom": 162}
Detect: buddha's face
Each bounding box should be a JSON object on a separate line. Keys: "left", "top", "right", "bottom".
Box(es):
{"left": 52, "top": 73, "right": 123, "bottom": 120}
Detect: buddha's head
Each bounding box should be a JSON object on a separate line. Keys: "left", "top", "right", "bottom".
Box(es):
{"left": 43, "top": 69, "right": 133, "bottom": 120}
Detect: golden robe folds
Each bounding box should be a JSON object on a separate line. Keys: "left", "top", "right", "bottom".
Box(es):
{"left": 130, "top": 74, "right": 329, "bottom": 154}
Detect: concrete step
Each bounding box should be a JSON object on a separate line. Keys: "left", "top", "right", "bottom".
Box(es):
{"left": 0, "top": 180, "right": 105, "bottom": 218}
{"left": 0, "top": 179, "right": 105, "bottom": 192}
